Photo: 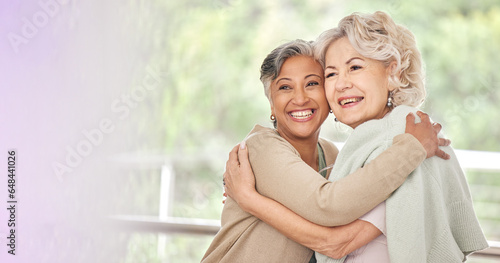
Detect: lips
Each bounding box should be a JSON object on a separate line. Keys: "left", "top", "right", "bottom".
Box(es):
{"left": 338, "top": 96, "right": 364, "bottom": 106}
{"left": 288, "top": 109, "right": 315, "bottom": 120}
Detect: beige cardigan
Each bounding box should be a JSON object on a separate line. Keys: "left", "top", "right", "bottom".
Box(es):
{"left": 201, "top": 125, "right": 426, "bottom": 263}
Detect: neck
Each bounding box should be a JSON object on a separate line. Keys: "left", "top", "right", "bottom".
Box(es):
{"left": 349, "top": 107, "right": 393, "bottom": 129}
{"left": 279, "top": 131, "right": 320, "bottom": 171}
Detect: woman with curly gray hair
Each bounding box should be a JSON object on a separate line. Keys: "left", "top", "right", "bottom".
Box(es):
{"left": 224, "top": 11, "right": 487, "bottom": 263}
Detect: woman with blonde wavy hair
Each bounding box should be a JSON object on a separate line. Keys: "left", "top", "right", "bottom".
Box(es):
{"left": 223, "top": 11, "right": 488, "bottom": 262}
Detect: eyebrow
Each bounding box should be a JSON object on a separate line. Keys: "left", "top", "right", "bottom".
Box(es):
{"left": 276, "top": 77, "right": 292, "bottom": 84}
{"left": 305, "top": 74, "right": 321, "bottom": 79}
{"left": 325, "top": 57, "right": 365, "bottom": 70}
{"left": 346, "top": 57, "right": 364, "bottom": 64}
{"left": 276, "top": 74, "right": 321, "bottom": 84}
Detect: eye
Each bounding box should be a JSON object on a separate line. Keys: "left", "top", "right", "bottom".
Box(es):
{"left": 279, "top": 85, "right": 291, "bottom": 90}
{"left": 350, "top": 65, "right": 362, "bottom": 71}
{"left": 325, "top": 72, "right": 336, "bottom": 78}
{"left": 306, "top": 81, "right": 319, "bottom": 87}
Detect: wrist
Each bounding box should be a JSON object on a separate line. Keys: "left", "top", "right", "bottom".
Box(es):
{"left": 236, "top": 189, "right": 261, "bottom": 213}
{"left": 393, "top": 133, "right": 426, "bottom": 162}
{"left": 316, "top": 227, "right": 349, "bottom": 259}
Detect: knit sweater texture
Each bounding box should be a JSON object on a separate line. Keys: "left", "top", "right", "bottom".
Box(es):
{"left": 316, "top": 106, "right": 488, "bottom": 263}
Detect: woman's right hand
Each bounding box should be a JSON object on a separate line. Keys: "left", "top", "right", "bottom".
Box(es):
{"left": 223, "top": 141, "right": 258, "bottom": 211}
{"left": 405, "top": 111, "right": 451, "bottom": 160}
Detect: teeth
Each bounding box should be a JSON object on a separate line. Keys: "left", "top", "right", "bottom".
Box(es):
{"left": 340, "top": 97, "right": 363, "bottom": 106}
{"left": 290, "top": 110, "right": 313, "bottom": 119}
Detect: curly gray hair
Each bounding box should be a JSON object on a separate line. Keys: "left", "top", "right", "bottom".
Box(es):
{"left": 260, "top": 39, "right": 316, "bottom": 101}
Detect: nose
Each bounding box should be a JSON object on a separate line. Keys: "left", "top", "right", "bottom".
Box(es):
{"left": 334, "top": 71, "right": 352, "bottom": 91}
{"left": 293, "top": 87, "right": 309, "bottom": 106}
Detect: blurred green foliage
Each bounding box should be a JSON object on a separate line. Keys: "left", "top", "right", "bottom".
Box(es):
{"left": 112, "top": 0, "right": 500, "bottom": 262}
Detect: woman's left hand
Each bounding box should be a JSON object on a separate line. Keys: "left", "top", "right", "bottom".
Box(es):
{"left": 223, "top": 141, "right": 258, "bottom": 210}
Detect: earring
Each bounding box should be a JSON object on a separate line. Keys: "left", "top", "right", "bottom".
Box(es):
{"left": 387, "top": 97, "right": 393, "bottom": 107}
{"left": 270, "top": 114, "right": 275, "bottom": 120}
{"left": 387, "top": 91, "right": 394, "bottom": 107}
{"left": 329, "top": 110, "right": 333, "bottom": 113}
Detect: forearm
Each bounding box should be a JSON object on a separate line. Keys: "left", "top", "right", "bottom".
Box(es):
{"left": 318, "top": 220, "right": 382, "bottom": 259}
{"left": 247, "top": 131, "right": 425, "bottom": 226}
{"left": 240, "top": 191, "right": 329, "bottom": 250}
{"left": 301, "top": 133, "right": 426, "bottom": 226}
{"left": 240, "top": 192, "right": 381, "bottom": 259}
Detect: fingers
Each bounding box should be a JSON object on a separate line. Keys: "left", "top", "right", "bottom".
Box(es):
{"left": 438, "top": 138, "right": 451, "bottom": 147}
{"left": 432, "top": 122, "right": 442, "bottom": 134}
{"left": 222, "top": 175, "right": 229, "bottom": 205}
{"left": 435, "top": 149, "right": 450, "bottom": 160}
{"left": 237, "top": 141, "right": 251, "bottom": 170}
{"left": 406, "top": 111, "right": 452, "bottom": 160}
{"left": 222, "top": 170, "right": 229, "bottom": 188}
{"left": 222, "top": 191, "right": 227, "bottom": 204}
{"left": 223, "top": 141, "right": 252, "bottom": 206}
{"left": 222, "top": 172, "right": 230, "bottom": 205}
{"left": 416, "top": 111, "right": 431, "bottom": 124}
{"left": 225, "top": 144, "right": 240, "bottom": 171}
{"left": 406, "top": 112, "right": 416, "bottom": 126}
{"left": 228, "top": 144, "right": 240, "bottom": 164}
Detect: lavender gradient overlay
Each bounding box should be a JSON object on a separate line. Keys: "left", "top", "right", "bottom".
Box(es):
{"left": 0, "top": 1, "right": 161, "bottom": 262}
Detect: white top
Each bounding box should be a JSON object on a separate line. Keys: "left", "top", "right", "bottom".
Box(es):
{"left": 345, "top": 201, "right": 389, "bottom": 263}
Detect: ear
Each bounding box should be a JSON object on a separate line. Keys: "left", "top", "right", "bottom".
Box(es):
{"left": 386, "top": 60, "right": 400, "bottom": 92}
{"left": 386, "top": 60, "right": 399, "bottom": 76}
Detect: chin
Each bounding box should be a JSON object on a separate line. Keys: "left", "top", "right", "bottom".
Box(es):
{"left": 336, "top": 117, "right": 357, "bottom": 127}
{"left": 293, "top": 128, "right": 319, "bottom": 139}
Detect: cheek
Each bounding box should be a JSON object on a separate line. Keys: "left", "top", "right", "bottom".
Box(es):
{"left": 270, "top": 94, "right": 284, "bottom": 109}
{"left": 374, "top": 88, "right": 389, "bottom": 105}
{"left": 324, "top": 81, "right": 336, "bottom": 105}
{"left": 318, "top": 95, "right": 330, "bottom": 113}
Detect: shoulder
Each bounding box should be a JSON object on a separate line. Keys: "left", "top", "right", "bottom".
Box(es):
{"left": 387, "top": 105, "right": 419, "bottom": 129}
{"left": 244, "top": 125, "right": 299, "bottom": 155}
{"left": 357, "top": 105, "right": 419, "bottom": 139}
{"left": 242, "top": 125, "right": 304, "bottom": 183}
{"left": 245, "top": 124, "right": 278, "bottom": 140}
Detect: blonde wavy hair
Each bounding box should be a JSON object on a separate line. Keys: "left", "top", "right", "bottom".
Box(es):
{"left": 314, "top": 11, "right": 426, "bottom": 107}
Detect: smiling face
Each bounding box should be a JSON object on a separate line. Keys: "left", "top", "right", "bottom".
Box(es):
{"left": 270, "top": 55, "right": 329, "bottom": 142}
{"left": 324, "top": 37, "right": 394, "bottom": 129}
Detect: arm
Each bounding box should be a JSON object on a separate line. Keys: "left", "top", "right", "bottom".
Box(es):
{"left": 223, "top": 113, "right": 448, "bottom": 256}
{"left": 224, "top": 169, "right": 381, "bottom": 258}
{"left": 237, "top": 132, "right": 424, "bottom": 226}
{"left": 224, "top": 112, "right": 448, "bottom": 227}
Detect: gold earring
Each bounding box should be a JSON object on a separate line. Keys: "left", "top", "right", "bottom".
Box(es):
{"left": 270, "top": 114, "right": 275, "bottom": 121}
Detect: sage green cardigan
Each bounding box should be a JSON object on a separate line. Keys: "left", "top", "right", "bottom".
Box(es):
{"left": 317, "top": 105, "right": 488, "bottom": 263}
